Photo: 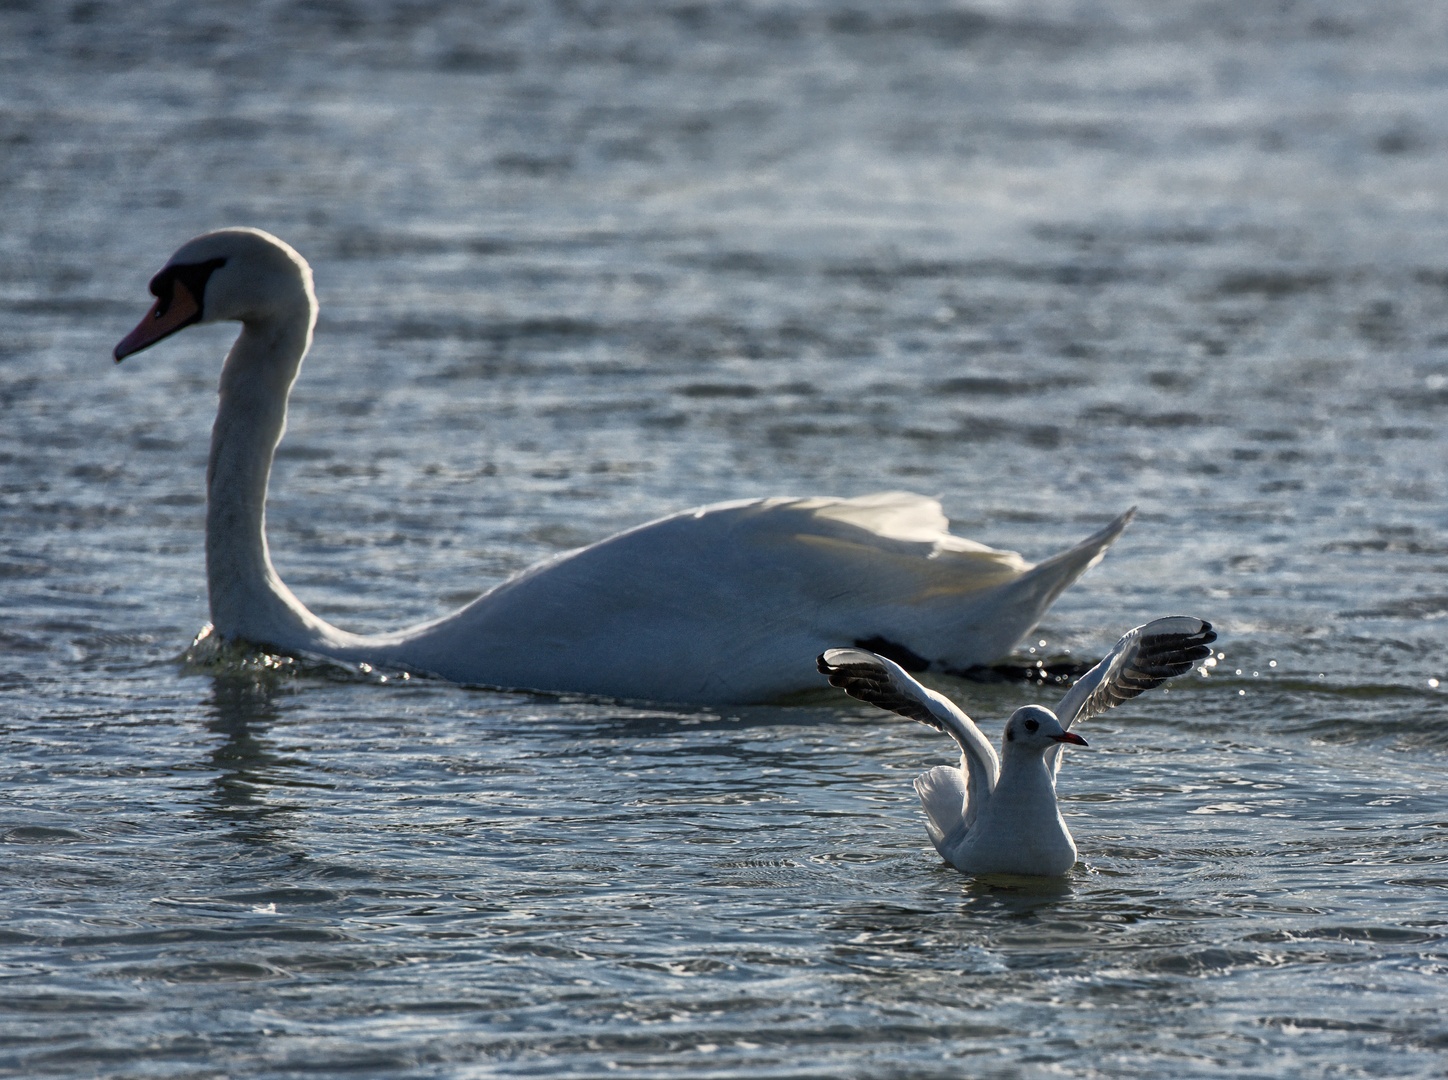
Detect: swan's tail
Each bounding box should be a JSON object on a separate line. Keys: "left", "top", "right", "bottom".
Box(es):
{"left": 914, "top": 765, "right": 970, "bottom": 857}
{"left": 922, "top": 507, "right": 1134, "bottom": 673}
{"left": 995, "top": 505, "right": 1134, "bottom": 620}
{"left": 1025, "top": 506, "right": 1135, "bottom": 582}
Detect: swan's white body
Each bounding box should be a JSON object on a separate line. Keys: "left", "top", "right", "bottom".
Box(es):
{"left": 116, "top": 227, "right": 1133, "bottom": 705}
{"left": 819, "top": 617, "right": 1216, "bottom": 875}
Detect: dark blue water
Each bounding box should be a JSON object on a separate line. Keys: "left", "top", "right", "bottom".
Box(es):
{"left": 5, "top": 2, "right": 1448, "bottom": 1076}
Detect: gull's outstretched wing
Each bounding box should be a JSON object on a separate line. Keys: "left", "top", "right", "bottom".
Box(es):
{"left": 818, "top": 648, "right": 999, "bottom": 836}
{"left": 1046, "top": 616, "right": 1216, "bottom": 775}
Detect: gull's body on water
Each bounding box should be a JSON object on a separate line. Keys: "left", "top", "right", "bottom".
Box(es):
{"left": 115, "top": 227, "right": 1133, "bottom": 705}
{"left": 819, "top": 617, "right": 1217, "bottom": 876}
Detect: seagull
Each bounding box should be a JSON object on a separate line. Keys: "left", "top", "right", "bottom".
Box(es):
{"left": 817, "top": 617, "right": 1217, "bottom": 877}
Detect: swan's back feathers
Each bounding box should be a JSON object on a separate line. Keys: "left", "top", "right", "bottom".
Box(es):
{"left": 391, "top": 496, "right": 1132, "bottom": 703}
{"left": 800, "top": 492, "right": 1027, "bottom": 560}
{"left": 780, "top": 494, "right": 1032, "bottom": 594}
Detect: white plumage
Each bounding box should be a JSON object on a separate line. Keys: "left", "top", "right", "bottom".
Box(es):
{"left": 115, "top": 227, "right": 1134, "bottom": 705}
{"left": 819, "top": 617, "right": 1217, "bottom": 875}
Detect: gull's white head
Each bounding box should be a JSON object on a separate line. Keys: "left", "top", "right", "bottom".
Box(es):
{"left": 115, "top": 228, "right": 316, "bottom": 361}
{"left": 1002, "top": 704, "right": 1088, "bottom": 754}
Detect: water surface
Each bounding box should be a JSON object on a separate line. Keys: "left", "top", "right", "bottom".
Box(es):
{"left": 4, "top": 2, "right": 1448, "bottom": 1076}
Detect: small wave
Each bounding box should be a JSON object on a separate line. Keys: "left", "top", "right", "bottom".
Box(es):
{"left": 177, "top": 624, "right": 414, "bottom": 686}
{"left": 1338, "top": 595, "right": 1448, "bottom": 620}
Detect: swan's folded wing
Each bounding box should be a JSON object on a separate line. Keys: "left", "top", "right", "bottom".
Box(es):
{"left": 818, "top": 647, "right": 999, "bottom": 818}
{"left": 1046, "top": 616, "right": 1216, "bottom": 775}
{"left": 777, "top": 493, "right": 1031, "bottom": 591}
{"left": 798, "top": 492, "right": 1028, "bottom": 561}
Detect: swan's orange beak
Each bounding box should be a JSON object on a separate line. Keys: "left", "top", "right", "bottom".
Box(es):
{"left": 114, "top": 278, "right": 202, "bottom": 362}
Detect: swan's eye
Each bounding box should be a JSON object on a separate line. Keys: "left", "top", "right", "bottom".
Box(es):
{"left": 148, "top": 270, "right": 177, "bottom": 318}
{"left": 149, "top": 258, "right": 227, "bottom": 320}
{"left": 1024, "top": 717, "right": 1039, "bottom": 733}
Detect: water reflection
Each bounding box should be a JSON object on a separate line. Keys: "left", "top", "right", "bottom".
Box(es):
{"left": 961, "top": 874, "right": 1077, "bottom": 907}
{"left": 200, "top": 677, "right": 303, "bottom": 840}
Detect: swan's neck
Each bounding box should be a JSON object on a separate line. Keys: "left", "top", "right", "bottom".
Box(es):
{"left": 205, "top": 306, "right": 339, "bottom": 649}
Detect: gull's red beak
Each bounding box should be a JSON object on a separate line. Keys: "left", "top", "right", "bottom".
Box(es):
{"left": 1051, "top": 731, "right": 1088, "bottom": 747}
{"left": 114, "top": 277, "right": 202, "bottom": 362}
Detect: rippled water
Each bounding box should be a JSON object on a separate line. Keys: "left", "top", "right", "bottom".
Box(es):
{"left": 5, "top": 1, "right": 1448, "bottom": 1076}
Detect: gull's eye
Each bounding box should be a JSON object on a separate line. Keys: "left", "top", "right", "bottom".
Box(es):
{"left": 1024, "top": 717, "right": 1039, "bottom": 733}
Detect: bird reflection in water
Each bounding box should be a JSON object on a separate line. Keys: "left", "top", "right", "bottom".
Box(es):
{"left": 202, "top": 677, "right": 310, "bottom": 840}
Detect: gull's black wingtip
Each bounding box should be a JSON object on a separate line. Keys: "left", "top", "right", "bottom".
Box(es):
{"left": 1172, "top": 619, "right": 1218, "bottom": 666}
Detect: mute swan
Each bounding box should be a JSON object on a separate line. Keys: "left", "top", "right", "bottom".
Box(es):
{"left": 115, "top": 227, "right": 1133, "bottom": 705}
{"left": 818, "top": 617, "right": 1216, "bottom": 875}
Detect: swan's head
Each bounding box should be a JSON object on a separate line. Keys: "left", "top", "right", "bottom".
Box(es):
{"left": 1002, "top": 705, "right": 1087, "bottom": 754}
{"left": 114, "top": 228, "right": 316, "bottom": 362}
